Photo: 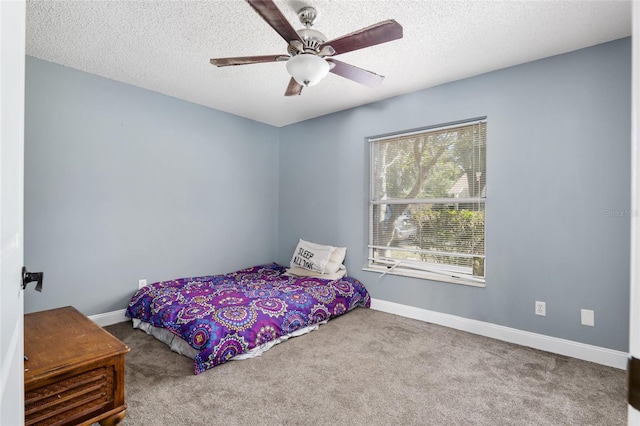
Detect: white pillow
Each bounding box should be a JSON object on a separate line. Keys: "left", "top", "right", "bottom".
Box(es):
{"left": 290, "top": 239, "right": 335, "bottom": 273}
{"left": 289, "top": 239, "right": 347, "bottom": 274}
{"left": 324, "top": 246, "right": 347, "bottom": 274}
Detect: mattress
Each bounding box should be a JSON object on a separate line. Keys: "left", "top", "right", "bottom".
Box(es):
{"left": 126, "top": 263, "right": 370, "bottom": 374}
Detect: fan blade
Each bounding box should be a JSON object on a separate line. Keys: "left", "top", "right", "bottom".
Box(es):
{"left": 246, "top": 0, "right": 303, "bottom": 45}
{"left": 326, "top": 59, "right": 384, "bottom": 87}
{"left": 285, "top": 77, "right": 303, "bottom": 96}
{"left": 210, "top": 55, "right": 284, "bottom": 67}
{"left": 320, "top": 20, "right": 402, "bottom": 56}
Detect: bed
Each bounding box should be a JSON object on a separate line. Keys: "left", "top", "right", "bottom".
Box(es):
{"left": 125, "top": 262, "right": 370, "bottom": 374}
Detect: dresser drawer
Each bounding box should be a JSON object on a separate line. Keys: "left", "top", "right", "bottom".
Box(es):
{"left": 25, "top": 366, "right": 115, "bottom": 426}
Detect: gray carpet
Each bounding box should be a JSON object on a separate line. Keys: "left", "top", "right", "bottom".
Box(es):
{"left": 104, "top": 308, "right": 626, "bottom": 425}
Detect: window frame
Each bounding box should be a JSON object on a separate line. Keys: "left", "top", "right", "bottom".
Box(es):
{"left": 364, "top": 117, "right": 487, "bottom": 287}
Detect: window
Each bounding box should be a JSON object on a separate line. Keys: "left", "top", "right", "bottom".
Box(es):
{"left": 366, "top": 118, "right": 487, "bottom": 286}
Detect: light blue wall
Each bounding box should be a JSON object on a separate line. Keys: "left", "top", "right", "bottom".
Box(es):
{"left": 24, "top": 57, "right": 280, "bottom": 316}
{"left": 278, "top": 38, "right": 631, "bottom": 351}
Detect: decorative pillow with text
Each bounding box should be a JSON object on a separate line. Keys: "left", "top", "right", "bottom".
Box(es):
{"left": 290, "top": 239, "right": 342, "bottom": 273}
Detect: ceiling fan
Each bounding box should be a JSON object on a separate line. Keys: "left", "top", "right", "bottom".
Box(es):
{"left": 210, "top": 0, "right": 403, "bottom": 96}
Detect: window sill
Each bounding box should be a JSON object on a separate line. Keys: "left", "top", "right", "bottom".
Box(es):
{"left": 362, "top": 266, "right": 486, "bottom": 288}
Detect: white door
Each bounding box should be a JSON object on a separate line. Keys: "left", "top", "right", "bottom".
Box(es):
{"left": 0, "top": 1, "right": 26, "bottom": 425}
{"left": 630, "top": 2, "right": 640, "bottom": 425}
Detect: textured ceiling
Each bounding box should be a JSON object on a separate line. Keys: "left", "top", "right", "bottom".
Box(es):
{"left": 26, "top": 0, "right": 632, "bottom": 127}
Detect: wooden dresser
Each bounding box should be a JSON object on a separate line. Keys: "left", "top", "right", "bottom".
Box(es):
{"left": 24, "top": 306, "right": 130, "bottom": 426}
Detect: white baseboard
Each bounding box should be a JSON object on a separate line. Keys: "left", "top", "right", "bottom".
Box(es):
{"left": 370, "top": 298, "right": 628, "bottom": 370}
{"left": 89, "top": 309, "right": 130, "bottom": 327}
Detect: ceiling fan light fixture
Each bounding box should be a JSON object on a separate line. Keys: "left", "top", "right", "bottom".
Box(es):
{"left": 286, "top": 54, "right": 330, "bottom": 87}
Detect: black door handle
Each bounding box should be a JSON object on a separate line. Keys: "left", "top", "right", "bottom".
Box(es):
{"left": 22, "top": 266, "right": 43, "bottom": 292}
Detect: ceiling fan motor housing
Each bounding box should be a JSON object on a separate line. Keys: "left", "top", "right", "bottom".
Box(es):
{"left": 286, "top": 7, "right": 326, "bottom": 55}
{"left": 295, "top": 28, "right": 326, "bottom": 53}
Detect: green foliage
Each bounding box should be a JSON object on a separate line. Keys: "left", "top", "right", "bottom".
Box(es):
{"left": 411, "top": 208, "right": 485, "bottom": 262}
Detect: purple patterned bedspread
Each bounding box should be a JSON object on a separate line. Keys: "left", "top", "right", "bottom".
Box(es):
{"left": 125, "top": 263, "right": 370, "bottom": 374}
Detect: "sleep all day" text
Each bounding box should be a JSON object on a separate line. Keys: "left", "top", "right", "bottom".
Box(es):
{"left": 293, "top": 248, "right": 315, "bottom": 270}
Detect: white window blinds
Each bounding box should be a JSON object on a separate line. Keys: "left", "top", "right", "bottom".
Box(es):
{"left": 368, "top": 119, "right": 487, "bottom": 284}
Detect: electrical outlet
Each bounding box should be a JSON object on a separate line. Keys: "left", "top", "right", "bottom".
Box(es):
{"left": 138, "top": 279, "right": 147, "bottom": 290}
{"left": 581, "top": 309, "right": 595, "bottom": 326}
{"left": 535, "top": 301, "right": 546, "bottom": 316}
